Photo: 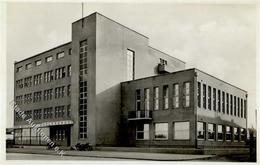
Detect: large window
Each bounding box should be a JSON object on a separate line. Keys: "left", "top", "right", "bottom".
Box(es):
{"left": 217, "top": 125, "right": 223, "bottom": 141}
{"left": 183, "top": 82, "right": 190, "bottom": 107}
{"left": 154, "top": 87, "right": 159, "bottom": 110}
{"left": 203, "top": 84, "right": 206, "bottom": 109}
{"left": 197, "top": 82, "right": 201, "bottom": 108}
{"left": 144, "top": 88, "right": 150, "bottom": 110}
{"left": 173, "top": 84, "right": 179, "bottom": 108}
{"left": 234, "top": 127, "right": 239, "bottom": 142}
{"left": 197, "top": 122, "right": 205, "bottom": 140}
{"left": 136, "top": 124, "right": 149, "bottom": 140}
{"left": 173, "top": 122, "right": 190, "bottom": 140}
{"left": 226, "top": 93, "right": 229, "bottom": 114}
{"left": 230, "top": 95, "right": 233, "bottom": 115}
{"left": 244, "top": 100, "right": 247, "bottom": 118}
{"left": 155, "top": 123, "right": 168, "bottom": 140}
{"left": 226, "top": 126, "right": 232, "bottom": 141}
{"left": 163, "top": 85, "right": 169, "bottom": 109}
{"left": 208, "top": 123, "right": 216, "bottom": 141}
{"left": 126, "top": 49, "right": 134, "bottom": 81}
{"left": 208, "top": 86, "right": 211, "bottom": 110}
{"left": 234, "top": 96, "right": 237, "bottom": 116}
{"left": 213, "top": 88, "right": 216, "bottom": 111}
{"left": 241, "top": 128, "right": 246, "bottom": 142}
{"left": 222, "top": 91, "right": 225, "bottom": 113}
{"left": 135, "top": 89, "right": 141, "bottom": 111}
{"left": 68, "top": 65, "right": 71, "bottom": 77}
{"left": 218, "top": 90, "right": 221, "bottom": 112}
{"left": 237, "top": 97, "right": 240, "bottom": 117}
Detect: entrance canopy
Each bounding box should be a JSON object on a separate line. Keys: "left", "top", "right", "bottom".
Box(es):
{"left": 13, "top": 120, "right": 73, "bottom": 129}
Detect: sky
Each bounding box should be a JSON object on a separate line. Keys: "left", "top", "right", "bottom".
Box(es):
{"left": 6, "top": 2, "right": 256, "bottom": 128}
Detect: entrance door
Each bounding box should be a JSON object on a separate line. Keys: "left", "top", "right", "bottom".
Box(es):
{"left": 50, "top": 125, "right": 71, "bottom": 146}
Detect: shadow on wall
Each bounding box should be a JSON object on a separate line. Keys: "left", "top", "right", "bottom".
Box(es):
{"left": 95, "top": 83, "right": 123, "bottom": 146}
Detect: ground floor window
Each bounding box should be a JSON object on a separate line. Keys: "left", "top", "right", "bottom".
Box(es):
{"left": 226, "top": 126, "right": 232, "bottom": 141}
{"left": 173, "top": 122, "right": 190, "bottom": 140}
{"left": 241, "top": 128, "right": 246, "bottom": 142}
{"left": 155, "top": 123, "right": 168, "bottom": 140}
{"left": 136, "top": 124, "right": 149, "bottom": 140}
{"left": 217, "top": 125, "right": 223, "bottom": 141}
{"left": 234, "top": 127, "right": 239, "bottom": 142}
{"left": 197, "top": 122, "right": 205, "bottom": 140}
{"left": 208, "top": 123, "right": 216, "bottom": 141}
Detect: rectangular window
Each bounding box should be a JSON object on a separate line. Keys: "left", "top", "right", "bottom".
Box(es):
{"left": 234, "top": 96, "right": 237, "bottom": 116}
{"left": 16, "top": 66, "right": 22, "bottom": 72}
{"left": 155, "top": 123, "right": 168, "bottom": 140}
{"left": 203, "top": 84, "right": 206, "bottom": 109}
{"left": 184, "top": 82, "right": 190, "bottom": 107}
{"left": 226, "top": 126, "right": 231, "bottom": 141}
{"left": 163, "top": 85, "right": 169, "bottom": 109}
{"left": 154, "top": 87, "right": 159, "bottom": 110}
{"left": 226, "top": 93, "right": 229, "bottom": 114}
{"left": 234, "top": 127, "right": 239, "bottom": 142}
{"left": 25, "top": 63, "right": 32, "bottom": 70}
{"left": 230, "top": 95, "right": 233, "bottom": 115}
{"left": 173, "top": 84, "right": 179, "bottom": 108}
{"left": 197, "top": 82, "right": 201, "bottom": 108}
{"left": 197, "top": 122, "right": 205, "bottom": 140}
{"left": 136, "top": 124, "right": 149, "bottom": 140}
{"left": 241, "top": 128, "right": 246, "bottom": 142}
{"left": 244, "top": 100, "right": 247, "bottom": 118}
{"left": 241, "top": 99, "right": 244, "bottom": 118}
{"left": 35, "top": 60, "right": 42, "bottom": 66}
{"left": 68, "top": 65, "right": 71, "bottom": 77}
{"left": 69, "top": 48, "right": 72, "bottom": 55}
{"left": 67, "top": 105, "right": 71, "bottom": 117}
{"left": 173, "top": 122, "right": 190, "bottom": 140}
{"left": 67, "top": 85, "right": 71, "bottom": 96}
{"left": 217, "top": 125, "right": 223, "bottom": 141}
{"left": 144, "top": 88, "right": 150, "bottom": 110}
{"left": 218, "top": 90, "right": 221, "bottom": 112}
{"left": 57, "top": 51, "right": 65, "bottom": 59}
{"left": 126, "top": 49, "right": 135, "bottom": 81}
{"left": 222, "top": 91, "right": 225, "bottom": 113}
{"left": 213, "top": 88, "right": 216, "bottom": 111}
{"left": 135, "top": 89, "right": 141, "bottom": 111}
{"left": 208, "top": 86, "right": 211, "bottom": 110}
{"left": 46, "top": 56, "right": 53, "bottom": 62}
{"left": 208, "top": 123, "right": 216, "bottom": 141}
{"left": 237, "top": 97, "right": 240, "bottom": 117}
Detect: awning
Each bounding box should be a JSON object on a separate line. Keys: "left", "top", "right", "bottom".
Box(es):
{"left": 13, "top": 120, "right": 73, "bottom": 129}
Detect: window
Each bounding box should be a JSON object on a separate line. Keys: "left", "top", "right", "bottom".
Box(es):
{"left": 33, "top": 91, "right": 42, "bottom": 102}
{"left": 244, "top": 100, "right": 247, "bottom": 118}
{"left": 33, "top": 74, "right": 42, "bottom": 85}
{"left": 67, "top": 85, "right": 71, "bottom": 96}
{"left": 218, "top": 90, "right": 221, "bottom": 112}
{"left": 35, "top": 60, "right": 41, "bottom": 66}
{"left": 208, "top": 86, "right": 211, "bottom": 110}
{"left": 155, "top": 123, "right": 168, "bottom": 140}
{"left": 43, "top": 89, "right": 52, "bottom": 101}
{"left": 226, "top": 126, "right": 231, "bottom": 141}
{"left": 135, "top": 89, "right": 141, "bottom": 111}
{"left": 208, "top": 123, "right": 216, "bottom": 141}
{"left": 226, "top": 93, "right": 229, "bottom": 114}
{"left": 173, "top": 84, "right": 179, "bottom": 108}
{"left": 44, "top": 70, "right": 54, "bottom": 83}
{"left": 241, "top": 99, "right": 244, "bottom": 118}
{"left": 144, "top": 88, "right": 150, "bottom": 110}
{"left": 154, "top": 87, "right": 159, "bottom": 110}
{"left": 136, "top": 124, "right": 149, "bottom": 140}
{"left": 16, "top": 66, "right": 22, "bottom": 72}
{"left": 213, "top": 88, "right": 216, "bottom": 111}
{"left": 54, "top": 106, "right": 65, "bottom": 118}
{"left": 24, "top": 76, "right": 32, "bottom": 87}
{"left": 55, "top": 67, "right": 66, "bottom": 79}
{"left": 234, "top": 96, "right": 237, "bottom": 116}
{"left": 159, "top": 58, "right": 167, "bottom": 65}
{"left": 234, "top": 127, "right": 239, "bottom": 142}
{"left": 183, "top": 82, "right": 190, "bottom": 107}
{"left": 222, "top": 91, "right": 225, "bottom": 113}
{"left": 15, "top": 95, "right": 23, "bottom": 105}
{"left": 55, "top": 86, "right": 65, "bottom": 99}
{"left": 57, "top": 51, "right": 65, "bottom": 59}
{"left": 68, "top": 65, "right": 71, "bottom": 77}
{"left": 197, "top": 122, "right": 205, "bottom": 140}
{"left": 230, "top": 95, "right": 233, "bottom": 115}
{"left": 126, "top": 49, "right": 135, "bottom": 81}
{"left": 46, "top": 56, "right": 53, "bottom": 62}
{"left": 16, "top": 79, "right": 23, "bottom": 89}
{"left": 67, "top": 105, "right": 71, "bottom": 117}
{"left": 69, "top": 48, "right": 72, "bottom": 55}
{"left": 173, "top": 122, "right": 190, "bottom": 140}
{"left": 25, "top": 63, "right": 32, "bottom": 70}
{"left": 43, "top": 107, "right": 53, "bottom": 119}
{"left": 237, "top": 97, "right": 240, "bottom": 117}
{"left": 33, "top": 109, "right": 42, "bottom": 120}
{"left": 24, "top": 93, "right": 32, "bottom": 104}
{"left": 163, "top": 85, "right": 169, "bottom": 109}
{"left": 217, "top": 125, "right": 224, "bottom": 141}
{"left": 241, "top": 128, "right": 246, "bottom": 142}
{"left": 203, "top": 84, "right": 206, "bottom": 109}
{"left": 197, "top": 82, "right": 201, "bottom": 108}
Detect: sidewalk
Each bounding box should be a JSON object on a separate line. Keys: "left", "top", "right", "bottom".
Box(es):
{"left": 6, "top": 148, "right": 215, "bottom": 161}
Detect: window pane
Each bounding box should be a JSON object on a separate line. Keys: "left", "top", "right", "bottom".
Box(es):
{"left": 155, "top": 123, "right": 168, "bottom": 139}
{"left": 174, "top": 122, "right": 190, "bottom": 140}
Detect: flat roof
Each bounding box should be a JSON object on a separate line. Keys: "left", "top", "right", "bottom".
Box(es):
{"left": 14, "top": 42, "right": 71, "bottom": 65}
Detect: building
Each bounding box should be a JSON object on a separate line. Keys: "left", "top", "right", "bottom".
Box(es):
{"left": 13, "top": 12, "right": 247, "bottom": 148}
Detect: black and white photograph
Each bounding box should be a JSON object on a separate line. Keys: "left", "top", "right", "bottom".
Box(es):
{"left": 1, "top": 0, "right": 258, "bottom": 163}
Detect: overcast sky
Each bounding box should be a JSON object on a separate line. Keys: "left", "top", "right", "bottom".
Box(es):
{"left": 6, "top": 2, "right": 256, "bottom": 128}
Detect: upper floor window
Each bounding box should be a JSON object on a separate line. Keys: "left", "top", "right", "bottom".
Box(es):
{"left": 46, "top": 56, "right": 53, "bottom": 62}
{"left": 163, "top": 85, "right": 169, "bottom": 109}
{"left": 35, "top": 60, "right": 42, "bottom": 66}
{"left": 226, "top": 93, "right": 229, "bottom": 114}
{"left": 24, "top": 76, "right": 32, "bottom": 87}
{"left": 67, "top": 85, "right": 71, "bottom": 96}
{"left": 159, "top": 58, "right": 167, "bottom": 65}
{"left": 222, "top": 91, "right": 225, "bottom": 113}
{"left": 126, "top": 49, "right": 134, "bottom": 81}
{"left": 217, "top": 90, "right": 221, "bottom": 112}
{"left": 183, "top": 82, "right": 190, "bottom": 107}
{"left": 213, "top": 88, "right": 216, "bottom": 111}
{"left": 144, "top": 88, "right": 150, "bottom": 110}
{"left": 173, "top": 84, "right": 179, "bottom": 108}
{"left": 69, "top": 48, "right": 72, "bottom": 55}
{"left": 68, "top": 65, "right": 71, "bottom": 77}
{"left": 237, "top": 97, "right": 240, "bottom": 117}
{"left": 25, "top": 63, "right": 32, "bottom": 70}
{"left": 241, "top": 99, "right": 244, "bottom": 118}
{"left": 244, "top": 100, "right": 247, "bottom": 118}
{"left": 208, "top": 86, "right": 212, "bottom": 110}
{"left": 234, "top": 96, "right": 237, "bottom": 116}
{"left": 154, "top": 87, "right": 159, "bottom": 110}
{"left": 135, "top": 89, "right": 141, "bottom": 111}
{"left": 57, "top": 51, "right": 65, "bottom": 59}
{"left": 55, "top": 67, "right": 66, "bottom": 79}
{"left": 197, "top": 82, "right": 201, "bottom": 108}
{"left": 202, "top": 84, "right": 206, "bottom": 109}
{"left": 230, "top": 94, "right": 233, "bottom": 115}
{"left": 16, "top": 66, "right": 22, "bottom": 72}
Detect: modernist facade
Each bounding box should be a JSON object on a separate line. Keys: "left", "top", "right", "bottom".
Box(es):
{"left": 13, "top": 12, "right": 247, "bottom": 148}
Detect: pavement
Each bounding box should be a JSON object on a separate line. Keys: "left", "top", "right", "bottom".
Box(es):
{"left": 6, "top": 148, "right": 215, "bottom": 161}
